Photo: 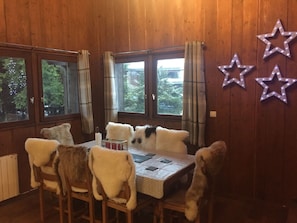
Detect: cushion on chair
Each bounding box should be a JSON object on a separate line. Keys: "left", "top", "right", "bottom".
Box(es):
{"left": 40, "top": 123, "right": 74, "bottom": 145}
{"left": 155, "top": 126, "right": 189, "bottom": 154}
{"left": 130, "top": 125, "right": 157, "bottom": 150}
{"left": 105, "top": 122, "right": 134, "bottom": 146}
{"left": 88, "top": 146, "right": 137, "bottom": 210}
{"left": 25, "top": 138, "right": 60, "bottom": 190}
{"left": 57, "top": 145, "right": 89, "bottom": 195}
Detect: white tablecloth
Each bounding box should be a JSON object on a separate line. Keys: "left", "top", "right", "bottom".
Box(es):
{"left": 80, "top": 141, "right": 195, "bottom": 199}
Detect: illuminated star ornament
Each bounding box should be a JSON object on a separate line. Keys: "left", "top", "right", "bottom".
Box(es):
{"left": 255, "top": 65, "right": 297, "bottom": 104}
{"left": 257, "top": 19, "right": 297, "bottom": 59}
{"left": 218, "top": 53, "right": 255, "bottom": 88}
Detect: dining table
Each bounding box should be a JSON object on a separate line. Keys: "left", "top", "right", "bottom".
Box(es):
{"left": 80, "top": 140, "right": 195, "bottom": 199}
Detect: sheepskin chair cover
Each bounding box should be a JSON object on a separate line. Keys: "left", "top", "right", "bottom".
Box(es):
{"left": 105, "top": 122, "right": 134, "bottom": 147}
{"left": 130, "top": 125, "right": 157, "bottom": 150}
{"left": 185, "top": 140, "right": 227, "bottom": 221}
{"left": 40, "top": 123, "right": 74, "bottom": 145}
{"left": 25, "top": 138, "right": 60, "bottom": 191}
{"left": 57, "top": 145, "right": 89, "bottom": 195}
{"left": 88, "top": 145, "right": 137, "bottom": 210}
{"left": 155, "top": 126, "right": 189, "bottom": 154}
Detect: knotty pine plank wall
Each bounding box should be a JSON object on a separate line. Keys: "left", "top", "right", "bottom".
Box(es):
{"left": 0, "top": 0, "right": 297, "bottom": 204}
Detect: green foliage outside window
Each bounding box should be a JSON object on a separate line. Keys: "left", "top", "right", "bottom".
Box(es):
{"left": 0, "top": 57, "right": 28, "bottom": 122}
{"left": 116, "top": 58, "right": 183, "bottom": 116}
{"left": 42, "top": 60, "right": 64, "bottom": 109}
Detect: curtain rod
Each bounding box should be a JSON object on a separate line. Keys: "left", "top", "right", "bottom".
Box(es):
{"left": 0, "top": 42, "right": 78, "bottom": 55}
{"left": 113, "top": 41, "right": 206, "bottom": 57}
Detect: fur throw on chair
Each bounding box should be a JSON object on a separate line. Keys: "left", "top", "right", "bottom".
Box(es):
{"left": 25, "top": 138, "right": 60, "bottom": 189}
{"left": 56, "top": 145, "right": 89, "bottom": 195}
{"left": 88, "top": 146, "right": 137, "bottom": 210}
{"left": 156, "top": 126, "right": 189, "bottom": 154}
{"left": 131, "top": 125, "right": 157, "bottom": 150}
{"left": 105, "top": 122, "right": 134, "bottom": 147}
{"left": 185, "top": 140, "right": 227, "bottom": 221}
{"left": 40, "top": 123, "right": 74, "bottom": 145}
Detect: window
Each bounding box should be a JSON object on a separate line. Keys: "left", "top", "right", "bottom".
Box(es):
{"left": 0, "top": 49, "right": 33, "bottom": 124}
{"left": 115, "top": 61, "right": 145, "bottom": 113}
{"left": 41, "top": 59, "right": 79, "bottom": 117}
{"left": 115, "top": 49, "right": 184, "bottom": 118}
{"left": 0, "top": 44, "right": 79, "bottom": 126}
{"left": 0, "top": 56, "right": 28, "bottom": 122}
{"left": 156, "top": 58, "right": 184, "bottom": 115}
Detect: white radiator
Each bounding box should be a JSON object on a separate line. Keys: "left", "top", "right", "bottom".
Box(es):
{"left": 0, "top": 154, "right": 19, "bottom": 201}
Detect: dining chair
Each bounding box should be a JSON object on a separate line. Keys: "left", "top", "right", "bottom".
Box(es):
{"left": 157, "top": 141, "right": 227, "bottom": 223}
{"left": 25, "top": 138, "right": 66, "bottom": 223}
{"left": 155, "top": 126, "right": 189, "bottom": 154}
{"left": 105, "top": 122, "right": 134, "bottom": 147}
{"left": 57, "top": 144, "right": 100, "bottom": 223}
{"left": 40, "top": 123, "right": 74, "bottom": 145}
{"left": 88, "top": 145, "right": 156, "bottom": 223}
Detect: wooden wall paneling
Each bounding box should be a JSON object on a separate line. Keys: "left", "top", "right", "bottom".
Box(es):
{"left": 0, "top": 0, "right": 6, "bottom": 41}
{"left": 70, "top": 0, "right": 93, "bottom": 50}
{"left": 89, "top": 2, "right": 103, "bottom": 133}
{"left": 39, "top": 0, "right": 56, "bottom": 47}
{"left": 34, "top": 0, "right": 47, "bottom": 46}
{"left": 203, "top": 0, "right": 218, "bottom": 145}
{"left": 128, "top": 0, "right": 146, "bottom": 51}
{"left": 56, "top": 0, "right": 71, "bottom": 49}
{"left": 144, "top": 0, "right": 174, "bottom": 49}
{"left": 113, "top": 0, "right": 130, "bottom": 52}
{"left": 28, "top": 0, "right": 42, "bottom": 46}
{"left": 98, "top": 0, "right": 116, "bottom": 52}
{"left": 241, "top": 0, "right": 259, "bottom": 199}
{"left": 225, "top": 0, "right": 257, "bottom": 198}
{"left": 284, "top": 59, "right": 297, "bottom": 201}
{"left": 143, "top": 0, "right": 155, "bottom": 49}
{"left": 60, "top": 0, "right": 70, "bottom": 50}
{"left": 284, "top": 0, "right": 297, "bottom": 201}
{"left": 152, "top": 0, "right": 174, "bottom": 48}
{"left": 255, "top": 0, "right": 287, "bottom": 202}
{"left": 183, "top": 0, "right": 203, "bottom": 43}
{"left": 0, "top": 130, "right": 12, "bottom": 156}
{"left": 4, "top": 0, "right": 31, "bottom": 44}
{"left": 214, "top": 0, "right": 233, "bottom": 196}
{"left": 12, "top": 126, "right": 35, "bottom": 193}
{"left": 171, "top": 0, "right": 185, "bottom": 45}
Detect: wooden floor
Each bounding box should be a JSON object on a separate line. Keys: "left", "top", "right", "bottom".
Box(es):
{"left": 0, "top": 189, "right": 296, "bottom": 223}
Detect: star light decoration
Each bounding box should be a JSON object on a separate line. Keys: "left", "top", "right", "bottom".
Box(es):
{"left": 217, "top": 53, "right": 255, "bottom": 88}
{"left": 255, "top": 65, "right": 297, "bottom": 104}
{"left": 257, "top": 19, "right": 297, "bottom": 59}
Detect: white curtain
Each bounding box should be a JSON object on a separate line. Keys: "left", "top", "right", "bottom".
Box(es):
{"left": 78, "top": 50, "right": 94, "bottom": 134}
{"left": 103, "top": 51, "right": 118, "bottom": 124}
{"left": 182, "top": 41, "right": 206, "bottom": 147}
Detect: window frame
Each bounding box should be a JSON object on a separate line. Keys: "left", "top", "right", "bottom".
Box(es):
{"left": 0, "top": 47, "right": 35, "bottom": 128}
{"left": 36, "top": 52, "right": 80, "bottom": 122}
{"left": 115, "top": 48, "right": 184, "bottom": 120}
{"left": 0, "top": 43, "right": 80, "bottom": 129}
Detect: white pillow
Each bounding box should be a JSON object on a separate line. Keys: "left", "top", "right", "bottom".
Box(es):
{"left": 155, "top": 126, "right": 189, "bottom": 154}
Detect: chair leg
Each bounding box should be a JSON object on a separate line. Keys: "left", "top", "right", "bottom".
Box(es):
{"left": 59, "top": 194, "right": 65, "bottom": 223}
{"left": 126, "top": 211, "right": 133, "bottom": 223}
{"left": 39, "top": 187, "right": 45, "bottom": 222}
{"left": 89, "top": 197, "right": 95, "bottom": 223}
{"left": 159, "top": 202, "right": 165, "bottom": 223}
{"left": 67, "top": 194, "right": 73, "bottom": 223}
{"left": 102, "top": 201, "right": 108, "bottom": 223}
